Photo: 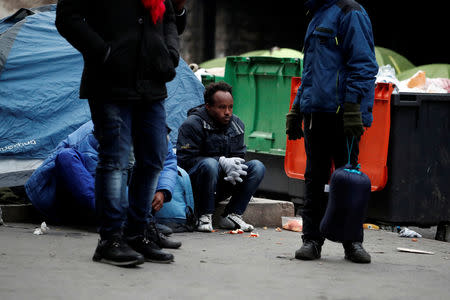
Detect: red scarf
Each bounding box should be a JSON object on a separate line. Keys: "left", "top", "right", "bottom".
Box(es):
{"left": 141, "top": 0, "right": 166, "bottom": 24}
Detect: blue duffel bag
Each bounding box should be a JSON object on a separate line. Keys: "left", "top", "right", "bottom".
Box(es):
{"left": 319, "top": 164, "right": 371, "bottom": 242}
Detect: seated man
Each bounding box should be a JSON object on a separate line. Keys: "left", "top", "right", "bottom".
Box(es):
{"left": 25, "top": 121, "right": 181, "bottom": 263}
{"left": 176, "top": 82, "right": 265, "bottom": 232}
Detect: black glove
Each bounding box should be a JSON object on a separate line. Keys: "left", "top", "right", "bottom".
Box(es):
{"left": 286, "top": 103, "right": 303, "bottom": 140}
{"left": 343, "top": 102, "right": 364, "bottom": 137}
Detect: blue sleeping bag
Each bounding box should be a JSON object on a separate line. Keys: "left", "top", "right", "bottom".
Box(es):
{"left": 319, "top": 164, "right": 371, "bottom": 242}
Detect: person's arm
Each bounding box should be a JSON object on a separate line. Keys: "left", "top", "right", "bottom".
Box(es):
{"left": 339, "top": 8, "right": 378, "bottom": 106}
{"left": 171, "top": 0, "right": 187, "bottom": 34}
{"left": 176, "top": 117, "right": 209, "bottom": 171}
{"left": 55, "top": 0, "right": 109, "bottom": 62}
{"left": 163, "top": 0, "right": 180, "bottom": 68}
{"left": 155, "top": 140, "right": 178, "bottom": 202}
{"left": 229, "top": 119, "right": 247, "bottom": 159}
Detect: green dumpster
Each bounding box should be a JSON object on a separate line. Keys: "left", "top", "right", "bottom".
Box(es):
{"left": 201, "top": 74, "right": 225, "bottom": 86}
{"left": 223, "top": 56, "right": 302, "bottom": 155}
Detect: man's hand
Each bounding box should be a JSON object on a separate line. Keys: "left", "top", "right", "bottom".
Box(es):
{"left": 152, "top": 191, "right": 165, "bottom": 212}
{"left": 219, "top": 156, "right": 248, "bottom": 185}
{"left": 343, "top": 102, "right": 364, "bottom": 137}
{"left": 286, "top": 103, "right": 303, "bottom": 140}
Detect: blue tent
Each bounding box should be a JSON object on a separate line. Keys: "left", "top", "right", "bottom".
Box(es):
{"left": 0, "top": 5, "right": 204, "bottom": 186}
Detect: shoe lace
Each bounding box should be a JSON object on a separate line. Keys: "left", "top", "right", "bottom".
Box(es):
{"left": 229, "top": 213, "right": 247, "bottom": 227}
{"left": 109, "top": 237, "right": 126, "bottom": 248}
{"left": 199, "top": 214, "right": 212, "bottom": 224}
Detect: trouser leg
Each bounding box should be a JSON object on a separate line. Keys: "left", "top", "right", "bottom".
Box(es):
{"left": 89, "top": 100, "right": 133, "bottom": 240}
{"left": 125, "top": 100, "right": 167, "bottom": 237}
{"left": 188, "top": 158, "right": 220, "bottom": 215}
{"left": 221, "top": 160, "right": 265, "bottom": 215}
{"left": 301, "top": 113, "right": 335, "bottom": 243}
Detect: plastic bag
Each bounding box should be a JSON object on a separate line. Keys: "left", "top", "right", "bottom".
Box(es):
{"left": 376, "top": 64, "right": 400, "bottom": 88}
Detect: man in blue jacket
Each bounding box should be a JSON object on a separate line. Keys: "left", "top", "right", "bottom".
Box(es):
{"left": 286, "top": 0, "right": 378, "bottom": 263}
{"left": 25, "top": 121, "right": 181, "bottom": 262}
{"left": 177, "top": 82, "right": 265, "bottom": 232}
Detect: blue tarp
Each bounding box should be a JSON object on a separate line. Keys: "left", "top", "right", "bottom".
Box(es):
{"left": 0, "top": 5, "right": 204, "bottom": 160}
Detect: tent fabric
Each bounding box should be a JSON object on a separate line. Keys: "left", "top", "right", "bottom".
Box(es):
{"left": 374, "top": 46, "right": 415, "bottom": 75}
{"left": 199, "top": 48, "right": 303, "bottom": 69}
{"left": 0, "top": 5, "right": 204, "bottom": 161}
{"left": 397, "top": 64, "right": 450, "bottom": 81}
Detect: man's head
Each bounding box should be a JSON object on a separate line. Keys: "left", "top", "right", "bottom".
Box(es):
{"left": 204, "top": 82, "right": 233, "bottom": 126}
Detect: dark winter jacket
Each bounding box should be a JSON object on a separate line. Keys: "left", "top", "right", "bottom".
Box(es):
{"left": 293, "top": 0, "right": 378, "bottom": 127}
{"left": 55, "top": 0, "right": 180, "bottom": 101}
{"left": 176, "top": 105, "right": 246, "bottom": 172}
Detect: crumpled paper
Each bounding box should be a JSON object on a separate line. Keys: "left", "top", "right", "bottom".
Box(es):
{"left": 398, "top": 227, "right": 422, "bottom": 238}
{"left": 33, "top": 222, "right": 50, "bottom": 235}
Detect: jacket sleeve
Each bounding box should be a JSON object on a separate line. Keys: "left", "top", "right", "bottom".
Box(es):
{"left": 229, "top": 119, "right": 246, "bottom": 159}
{"left": 175, "top": 9, "right": 187, "bottom": 35}
{"left": 176, "top": 117, "right": 209, "bottom": 171}
{"left": 55, "top": 0, "right": 108, "bottom": 62}
{"left": 156, "top": 140, "right": 178, "bottom": 202}
{"left": 339, "top": 9, "right": 378, "bottom": 105}
{"left": 163, "top": 0, "right": 180, "bottom": 68}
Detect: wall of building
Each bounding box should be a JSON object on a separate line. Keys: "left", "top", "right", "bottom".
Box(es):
{"left": 180, "top": 0, "right": 448, "bottom": 66}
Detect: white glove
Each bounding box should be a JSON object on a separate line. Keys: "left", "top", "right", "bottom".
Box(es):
{"left": 224, "top": 171, "right": 244, "bottom": 185}
{"left": 219, "top": 156, "right": 245, "bottom": 175}
{"left": 219, "top": 156, "right": 247, "bottom": 185}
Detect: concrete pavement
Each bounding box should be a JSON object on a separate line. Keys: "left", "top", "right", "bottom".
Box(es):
{"left": 1, "top": 221, "right": 449, "bottom": 300}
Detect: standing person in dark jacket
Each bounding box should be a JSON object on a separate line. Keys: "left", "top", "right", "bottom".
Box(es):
{"left": 55, "top": 0, "right": 180, "bottom": 267}
{"left": 286, "top": 0, "right": 378, "bottom": 263}
{"left": 177, "top": 82, "right": 265, "bottom": 232}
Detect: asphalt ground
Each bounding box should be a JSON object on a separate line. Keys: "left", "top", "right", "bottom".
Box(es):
{"left": 1, "top": 222, "right": 449, "bottom": 300}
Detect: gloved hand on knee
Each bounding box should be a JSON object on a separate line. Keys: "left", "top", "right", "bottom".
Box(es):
{"left": 219, "top": 156, "right": 248, "bottom": 185}
{"left": 224, "top": 171, "right": 244, "bottom": 185}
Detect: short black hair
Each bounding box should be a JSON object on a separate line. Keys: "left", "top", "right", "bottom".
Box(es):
{"left": 204, "top": 81, "right": 233, "bottom": 105}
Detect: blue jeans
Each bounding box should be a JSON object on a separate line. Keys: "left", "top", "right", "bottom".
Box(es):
{"left": 89, "top": 99, "right": 167, "bottom": 239}
{"left": 189, "top": 158, "right": 265, "bottom": 216}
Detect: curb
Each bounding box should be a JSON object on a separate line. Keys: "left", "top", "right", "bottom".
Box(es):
{"left": 1, "top": 198, "right": 295, "bottom": 228}
{"left": 213, "top": 197, "right": 295, "bottom": 227}
{"left": 0, "top": 204, "right": 40, "bottom": 223}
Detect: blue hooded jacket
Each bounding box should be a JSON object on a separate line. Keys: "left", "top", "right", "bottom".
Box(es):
{"left": 293, "top": 0, "right": 378, "bottom": 126}
{"left": 25, "top": 121, "right": 178, "bottom": 221}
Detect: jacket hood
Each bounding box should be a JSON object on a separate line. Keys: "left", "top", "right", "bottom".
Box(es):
{"left": 187, "top": 104, "right": 232, "bottom": 129}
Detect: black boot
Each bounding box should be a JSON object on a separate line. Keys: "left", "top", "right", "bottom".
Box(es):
{"left": 295, "top": 239, "right": 322, "bottom": 260}
{"left": 126, "top": 234, "right": 174, "bottom": 263}
{"left": 156, "top": 223, "right": 173, "bottom": 236}
{"left": 92, "top": 237, "right": 144, "bottom": 267}
{"left": 148, "top": 222, "right": 182, "bottom": 249}
{"left": 343, "top": 242, "right": 371, "bottom": 263}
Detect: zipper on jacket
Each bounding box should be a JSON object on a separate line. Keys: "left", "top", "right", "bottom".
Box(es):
{"left": 335, "top": 70, "right": 340, "bottom": 112}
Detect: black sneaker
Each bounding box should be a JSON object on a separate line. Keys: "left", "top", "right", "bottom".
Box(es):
{"left": 126, "top": 235, "right": 174, "bottom": 263}
{"left": 92, "top": 238, "right": 145, "bottom": 267}
{"left": 148, "top": 222, "right": 182, "bottom": 249}
{"left": 343, "top": 242, "right": 371, "bottom": 263}
{"left": 295, "top": 240, "right": 322, "bottom": 260}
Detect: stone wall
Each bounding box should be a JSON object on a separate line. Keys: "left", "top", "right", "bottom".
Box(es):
{"left": 179, "top": 0, "right": 448, "bottom": 66}
{"left": 180, "top": 0, "right": 305, "bottom": 64}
